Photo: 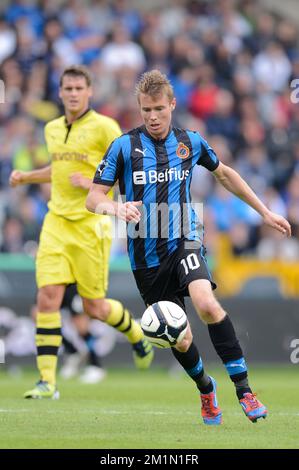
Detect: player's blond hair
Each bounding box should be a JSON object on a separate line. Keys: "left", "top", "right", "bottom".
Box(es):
{"left": 60, "top": 65, "right": 92, "bottom": 87}
{"left": 135, "top": 69, "right": 174, "bottom": 103}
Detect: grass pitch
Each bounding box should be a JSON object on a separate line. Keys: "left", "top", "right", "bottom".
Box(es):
{"left": 0, "top": 366, "right": 298, "bottom": 449}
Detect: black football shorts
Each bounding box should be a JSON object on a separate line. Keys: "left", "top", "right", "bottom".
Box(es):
{"left": 133, "top": 240, "right": 216, "bottom": 310}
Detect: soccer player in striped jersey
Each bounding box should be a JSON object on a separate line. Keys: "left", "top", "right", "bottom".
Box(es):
{"left": 87, "top": 69, "right": 291, "bottom": 425}
{"left": 9, "top": 65, "right": 153, "bottom": 399}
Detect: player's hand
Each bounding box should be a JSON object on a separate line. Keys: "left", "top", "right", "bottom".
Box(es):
{"left": 117, "top": 201, "right": 142, "bottom": 223}
{"left": 263, "top": 211, "right": 292, "bottom": 237}
{"left": 9, "top": 170, "right": 25, "bottom": 187}
{"left": 69, "top": 173, "right": 91, "bottom": 190}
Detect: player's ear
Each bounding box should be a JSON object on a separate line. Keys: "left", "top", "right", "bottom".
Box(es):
{"left": 88, "top": 86, "right": 93, "bottom": 98}
{"left": 170, "top": 98, "right": 176, "bottom": 111}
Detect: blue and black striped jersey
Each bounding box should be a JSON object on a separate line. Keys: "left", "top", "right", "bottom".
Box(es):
{"left": 93, "top": 125, "right": 219, "bottom": 270}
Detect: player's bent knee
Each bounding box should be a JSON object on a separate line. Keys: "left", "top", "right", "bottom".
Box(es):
{"left": 192, "top": 293, "right": 225, "bottom": 323}
{"left": 37, "top": 285, "right": 64, "bottom": 312}
{"left": 196, "top": 298, "right": 216, "bottom": 312}
{"left": 198, "top": 306, "right": 225, "bottom": 324}
{"left": 83, "top": 298, "right": 110, "bottom": 321}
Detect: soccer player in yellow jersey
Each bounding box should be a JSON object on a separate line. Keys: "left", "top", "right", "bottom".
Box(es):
{"left": 9, "top": 65, "right": 153, "bottom": 399}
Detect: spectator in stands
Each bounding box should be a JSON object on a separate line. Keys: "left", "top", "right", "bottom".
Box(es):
{"left": 100, "top": 23, "right": 145, "bottom": 73}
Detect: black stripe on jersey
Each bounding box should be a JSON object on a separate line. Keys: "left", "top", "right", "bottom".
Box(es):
{"left": 153, "top": 139, "right": 169, "bottom": 264}
{"left": 117, "top": 149, "right": 125, "bottom": 195}
{"left": 173, "top": 128, "right": 194, "bottom": 240}
{"left": 129, "top": 129, "right": 146, "bottom": 267}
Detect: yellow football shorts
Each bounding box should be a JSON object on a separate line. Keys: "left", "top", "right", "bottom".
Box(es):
{"left": 36, "top": 211, "right": 112, "bottom": 299}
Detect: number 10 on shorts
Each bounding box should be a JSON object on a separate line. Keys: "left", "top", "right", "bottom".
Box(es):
{"left": 180, "top": 253, "right": 200, "bottom": 275}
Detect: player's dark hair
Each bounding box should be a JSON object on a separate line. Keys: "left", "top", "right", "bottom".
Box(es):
{"left": 60, "top": 65, "right": 92, "bottom": 87}
{"left": 135, "top": 69, "right": 174, "bottom": 102}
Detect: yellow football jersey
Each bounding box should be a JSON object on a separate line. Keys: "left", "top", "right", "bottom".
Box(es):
{"left": 45, "top": 109, "right": 121, "bottom": 220}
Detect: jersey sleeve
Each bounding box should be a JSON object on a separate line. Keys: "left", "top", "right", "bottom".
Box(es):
{"left": 93, "top": 137, "right": 123, "bottom": 186}
{"left": 197, "top": 135, "right": 220, "bottom": 171}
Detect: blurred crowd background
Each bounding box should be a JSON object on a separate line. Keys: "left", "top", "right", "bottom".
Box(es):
{"left": 0, "top": 0, "right": 299, "bottom": 265}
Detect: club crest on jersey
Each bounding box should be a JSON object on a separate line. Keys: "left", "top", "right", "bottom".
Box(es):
{"left": 176, "top": 142, "right": 190, "bottom": 159}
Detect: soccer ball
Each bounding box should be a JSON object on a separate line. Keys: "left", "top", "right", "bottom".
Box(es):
{"left": 141, "top": 301, "right": 188, "bottom": 348}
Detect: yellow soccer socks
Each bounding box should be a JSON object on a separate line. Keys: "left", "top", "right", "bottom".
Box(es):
{"left": 35, "top": 311, "right": 62, "bottom": 385}
{"left": 105, "top": 299, "right": 154, "bottom": 369}
{"left": 106, "top": 299, "right": 143, "bottom": 343}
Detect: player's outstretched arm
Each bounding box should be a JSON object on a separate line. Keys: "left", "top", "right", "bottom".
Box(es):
{"left": 9, "top": 165, "right": 51, "bottom": 187}
{"left": 86, "top": 183, "right": 141, "bottom": 223}
{"left": 213, "top": 162, "right": 291, "bottom": 237}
